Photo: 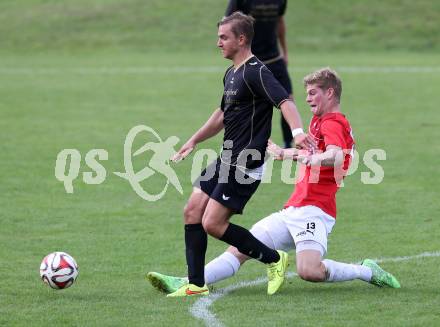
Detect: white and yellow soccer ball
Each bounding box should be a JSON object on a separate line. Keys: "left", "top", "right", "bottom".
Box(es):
{"left": 40, "top": 252, "right": 78, "bottom": 289}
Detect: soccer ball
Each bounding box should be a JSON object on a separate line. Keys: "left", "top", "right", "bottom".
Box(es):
{"left": 40, "top": 252, "right": 78, "bottom": 289}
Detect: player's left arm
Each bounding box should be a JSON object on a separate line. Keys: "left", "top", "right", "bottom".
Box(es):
{"left": 277, "top": 16, "right": 288, "bottom": 65}
{"left": 249, "top": 66, "right": 315, "bottom": 149}
{"left": 267, "top": 139, "right": 299, "bottom": 160}
{"left": 268, "top": 139, "right": 344, "bottom": 165}
{"left": 298, "top": 145, "right": 344, "bottom": 167}
{"left": 171, "top": 108, "right": 224, "bottom": 162}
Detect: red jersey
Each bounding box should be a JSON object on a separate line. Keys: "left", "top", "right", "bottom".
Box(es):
{"left": 284, "top": 112, "right": 354, "bottom": 218}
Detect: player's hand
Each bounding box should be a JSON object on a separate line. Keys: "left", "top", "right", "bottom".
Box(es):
{"left": 297, "top": 153, "right": 311, "bottom": 165}
{"left": 297, "top": 152, "right": 319, "bottom": 166}
{"left": 294, "top": 133, "right": 316, "bottom": 151}
{"left": 171, "top": 141, "right": 195, "bottom": 162}
{"left": 267, "top": 139, "right": 284, "bottom": 160}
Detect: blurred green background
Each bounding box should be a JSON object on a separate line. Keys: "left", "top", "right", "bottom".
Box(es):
{"left": 1, "top": 0, "right": 439, "bottom": 54}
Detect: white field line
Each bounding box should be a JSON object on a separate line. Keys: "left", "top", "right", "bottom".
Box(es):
{"left": 190, "top": 250, "right": 440, "bottom": 327}
{"left": 372, "top": 251, "right": 440, "bottom": 264}
{"left": 1, "top": 66, "right": 440, "bottom": 75}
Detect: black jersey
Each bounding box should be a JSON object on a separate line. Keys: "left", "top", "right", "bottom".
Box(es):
{"left": 220, "top": 56, "right": 289, "bottom": 169}
{"left": 225, "top": 0, "right": 287, "bottom": 62}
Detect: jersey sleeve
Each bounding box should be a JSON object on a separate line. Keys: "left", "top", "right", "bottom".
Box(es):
{"left": 321, "top": 120, "right": 348, "bottom": 149}
{"left": 246, "top": 65, "right": 290, "bottom": 109}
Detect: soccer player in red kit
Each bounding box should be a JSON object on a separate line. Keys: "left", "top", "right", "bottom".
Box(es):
{"left": 148, "top": 68, "right": 400, "bottom": 293}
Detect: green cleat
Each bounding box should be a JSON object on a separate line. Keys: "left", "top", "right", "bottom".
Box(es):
{"left": 362, "top": 259, "right": 401, "bottom": 288}
{"left": 146, "top": 272, "right": 188, "bottom": 294}
{"left": 166, "top": 283, "right": 209, "bottom": 297}
{"left": 267, "top": 250, "right": 289, "bottom": 295}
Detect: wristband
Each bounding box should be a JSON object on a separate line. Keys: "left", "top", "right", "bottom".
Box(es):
{"left": 291, "top": 128, "right": 304, "bottom": 139}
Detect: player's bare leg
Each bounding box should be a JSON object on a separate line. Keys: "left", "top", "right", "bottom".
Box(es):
{"left": 201, "top": 199, "right": 234, "bottom": 238}
{"left": 296, "top": 250, "right": 326, "bottom": 282}
{"left": 295, "top": 243, "right": 399, "bottom": 287}
{"left": 184, "top": 187, "right": 210, "bottom": 224}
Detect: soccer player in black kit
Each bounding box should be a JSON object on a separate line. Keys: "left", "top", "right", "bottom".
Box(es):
{"left": 225, "top": 0, "right": 294, "bottom": 149}
{"left": 161, "top": 12, "right": 315, "bottom": 297}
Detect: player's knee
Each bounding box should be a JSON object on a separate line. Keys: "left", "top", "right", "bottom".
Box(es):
{"left": 183, "top": 203, "right": 203, "bottom": 224}
{"left": 297, "top": 264, "right": 325, "bottom": 282}
{"left": 202, "top": 219, "right": 223, "bottom": 238}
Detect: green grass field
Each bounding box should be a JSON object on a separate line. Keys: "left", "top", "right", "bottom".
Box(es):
{"left": 1, "top": 1, "right": 440, "bottom": 326}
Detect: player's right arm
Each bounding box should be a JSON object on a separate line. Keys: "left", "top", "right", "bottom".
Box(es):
{"left": 279, "top": 100, "right": 315, "bottom": 149}
{"left": 247, "top": 65, "right": 316, "bottom": 150}
{"left": 297, "top": 145, "right": 343, "bottom": 167}
{"left": 172, "top": 108, "right": 224, "bottom": 162}
{"left": 267, "top": 139, "right": 301, "bottom": 160}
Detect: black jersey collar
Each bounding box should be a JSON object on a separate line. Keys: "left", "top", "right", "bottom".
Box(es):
{"left": 233, "top": 54, "right": 256, "bottom": 73}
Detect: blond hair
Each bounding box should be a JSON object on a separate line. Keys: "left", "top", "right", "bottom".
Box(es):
{"left": 303, "top": 67, "right": 342, "bottom": 102}
{"left": 218, "top": 12, "right": 255, "bottom": 46}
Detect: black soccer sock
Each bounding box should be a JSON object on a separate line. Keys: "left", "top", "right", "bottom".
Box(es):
{"left": 219, "top": 223, "right": 280, "bottom": 264}
{"left": 185, "top": 223, "right": 207, "bottom": 287}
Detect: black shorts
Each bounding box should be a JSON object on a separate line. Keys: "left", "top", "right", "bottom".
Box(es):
{"left": 193, "top": 158, "right": 261, "bottom": 214}
{"left": 266, "top": 58, "right": 293, "bottom": 95}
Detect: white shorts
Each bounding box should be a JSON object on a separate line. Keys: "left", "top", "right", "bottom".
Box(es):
{"left": 250, "top": 206, "right": 336, "bottom": 256}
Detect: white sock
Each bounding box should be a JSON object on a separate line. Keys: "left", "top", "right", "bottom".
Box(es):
{"left": 204, "top": 252, "right": 241, "bottom": 285}
{"left": 322, "top": 259, "right": 372, "bottom": 282}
